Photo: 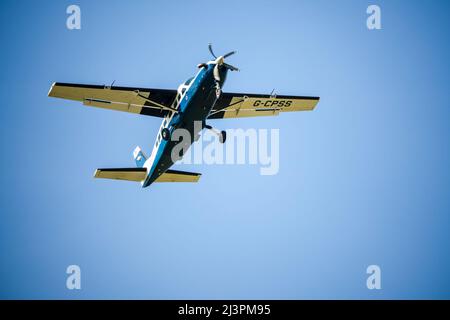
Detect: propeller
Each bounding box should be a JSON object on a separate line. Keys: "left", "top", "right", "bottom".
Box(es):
{"left": 207, "top": 43, "right": 239, "bottom": 76}
{"left": 208, "top": 43, "right": 236, "bottom": 59}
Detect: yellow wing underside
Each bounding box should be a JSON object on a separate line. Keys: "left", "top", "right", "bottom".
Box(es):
{"left": 94, "top": 169, "right": 200, "bottom": 183}
{"left": 208, "top": 95, "right": 320, "bottom": 119}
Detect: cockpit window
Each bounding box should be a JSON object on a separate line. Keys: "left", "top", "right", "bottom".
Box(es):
{"left": 181, "top": 88, "right": 186, "bottom": 95}
{"left": 184, "top": 77, "right": 194, "bottom": 86}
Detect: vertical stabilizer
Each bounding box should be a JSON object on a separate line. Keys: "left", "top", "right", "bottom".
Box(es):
{"left": 133, "top": 146, "right": 147, "bottom": 167}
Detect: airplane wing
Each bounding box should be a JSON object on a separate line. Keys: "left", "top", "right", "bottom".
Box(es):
{"left": 207, "top": 92, "right": 319, "bottom": 119}
{"left": 48, "top": 82, "right": 177, "bottom": 118}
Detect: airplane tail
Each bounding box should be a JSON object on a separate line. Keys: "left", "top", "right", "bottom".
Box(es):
{"left": 133, "top": 146, "right": 147, "bottom": 167}
{"left": 93, "top": 146, "right": 201, "bottom": 185}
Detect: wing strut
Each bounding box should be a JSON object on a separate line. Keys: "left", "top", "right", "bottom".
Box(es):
{"left": 207, "top": 96, "right": 248, "bottom": 117}
{"left": 135, "top": 91, "right": 178, "bottom": 113}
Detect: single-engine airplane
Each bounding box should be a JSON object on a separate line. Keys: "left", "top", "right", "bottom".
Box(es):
{"left": 48, "top": 45, "right": 319, "bottom": 188}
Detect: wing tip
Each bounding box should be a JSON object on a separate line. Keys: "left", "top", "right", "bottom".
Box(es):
{"left": 93, "top": 169, "right": 101, "bottom": 178}
{"left": 309, "top": 96, "right": 320, "bottom": 111}
{"left": 47, "top": 82, "right": 57, "bottom": 97}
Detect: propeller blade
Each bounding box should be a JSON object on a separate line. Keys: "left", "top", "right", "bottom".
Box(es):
{"left": 208, "top": 43, "right": 217, "bottom": 59}
{"left": 223, "top": 51, "right": 236, "bottom": 58}
{"left": 224, "top": 63, "right": 239, "bottom": 71}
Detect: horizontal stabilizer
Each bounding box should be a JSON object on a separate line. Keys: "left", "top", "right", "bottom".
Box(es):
{"left": 155, "top": 169, "right": 201, "bottom": 183}
{"left": 94, "top": 168, "right": 147, "bottom": 182}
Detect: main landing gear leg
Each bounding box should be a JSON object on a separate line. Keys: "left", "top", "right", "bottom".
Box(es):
{"left": 215, "top": 82, "right": 222, "bottom": 98}
{"left": 204, "top": 124, "right": 226, "bottom": 144}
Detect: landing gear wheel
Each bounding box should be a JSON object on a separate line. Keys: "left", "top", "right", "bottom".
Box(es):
{"left": 161, "top": 128, "right": 171, "bottom": 141}
{"left": 219, "top": 130, "right": 226, "bottom": 144}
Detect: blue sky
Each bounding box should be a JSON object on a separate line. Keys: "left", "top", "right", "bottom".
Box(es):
{"left": 0, "top": 0, "right": 449, "bottom": 299}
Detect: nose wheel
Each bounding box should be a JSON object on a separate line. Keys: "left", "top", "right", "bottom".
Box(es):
{"left": 204, "top": 124, "right": 226, "bottom": 144}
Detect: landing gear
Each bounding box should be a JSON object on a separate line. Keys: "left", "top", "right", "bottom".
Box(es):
{"left": 161, "top": 127, "right": 170, "bottom": 141}
{"left": 215, "top": 82, "right": 222, "bottom": 98}
{"left": 204, "top": 124, "right": 226, "bottom": 144}
{"left": 219, "top": 130, "right": 226, "bottom": 144}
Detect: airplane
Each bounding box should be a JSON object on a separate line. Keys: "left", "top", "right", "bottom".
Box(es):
{"left": 48, "top": 45, "right": 320, "bottom": 188}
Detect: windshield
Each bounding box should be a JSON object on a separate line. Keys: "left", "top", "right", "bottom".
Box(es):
{"left": 184, "top": 77, "right": 194, "bottom": 86}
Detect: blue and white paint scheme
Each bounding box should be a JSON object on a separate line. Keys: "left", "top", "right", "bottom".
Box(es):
{"left": 48, "top": 45, "right": 320, "bottom": 188}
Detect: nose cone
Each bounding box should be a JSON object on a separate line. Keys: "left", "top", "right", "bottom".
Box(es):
{"left": 215, "top": 56, "right": 224, "bottom": 65}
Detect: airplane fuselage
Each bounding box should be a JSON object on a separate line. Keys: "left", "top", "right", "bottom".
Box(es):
{"left": 142, "top": 64, "right": 228, "bottom": 187}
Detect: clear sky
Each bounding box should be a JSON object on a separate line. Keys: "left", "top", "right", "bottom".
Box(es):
{"left": 0, "top": 0, "right": 449, "bottom": 299}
